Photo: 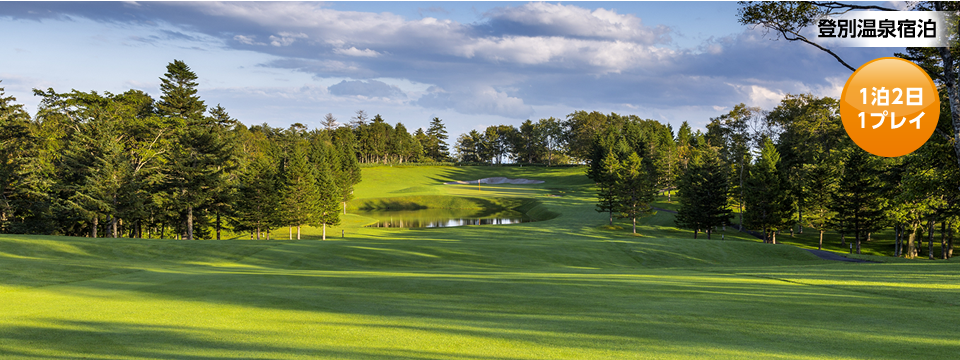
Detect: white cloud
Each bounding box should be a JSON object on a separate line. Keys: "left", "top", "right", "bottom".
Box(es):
{"left": 452, "top": 36, "right": 677, "bottom": 73}
{"left": 484, "top": 2, "right": 671, "bottom": 44}
{"left": 187, "top": 2, "right": 676, "bottom": 74}
{"left": 269, "top": 32, "right": 307, "bottom": 47}
{"left": 334, "top": 47, "right": 381, "bottom": 57}
{"left": 726, "top": 82, "right": 786, "bottom": 109}
{"left": 234, "top": 34, "right": 265, "bottom": 45}
{"left": 418, "top": 86, "right": 534, "bottom": 119}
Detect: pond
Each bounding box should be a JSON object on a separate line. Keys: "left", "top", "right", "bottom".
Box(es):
{"left": 360, "top": 208, "right": 532, "bottom": 228}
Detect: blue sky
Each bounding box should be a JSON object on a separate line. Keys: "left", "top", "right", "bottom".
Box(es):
{"left": 0, "top": 1, "right": 902, "bottom": 138}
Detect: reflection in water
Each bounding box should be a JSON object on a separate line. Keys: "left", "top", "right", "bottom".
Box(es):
{"left": 361, "top": 209, "right": 531, "bottom": 228}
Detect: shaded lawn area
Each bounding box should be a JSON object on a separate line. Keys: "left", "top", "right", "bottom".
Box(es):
{"left": 2, "top": 166, "right": 959, "bottom": 359}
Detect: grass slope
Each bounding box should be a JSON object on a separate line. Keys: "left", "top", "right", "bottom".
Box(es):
{"left": 1, "top": 165, "right": 959, "bottom": 359}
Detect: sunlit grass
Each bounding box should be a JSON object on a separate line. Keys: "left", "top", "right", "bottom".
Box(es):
{"left": 1, "top": 166, "right": 959, "bottom": 359}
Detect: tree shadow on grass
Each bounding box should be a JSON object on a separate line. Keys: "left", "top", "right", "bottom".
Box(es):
{"left": 0, "top": 319, "right": 538, "bottom": 360}
{"left": 5, "top": 269, "right": 960, "bottom": 359}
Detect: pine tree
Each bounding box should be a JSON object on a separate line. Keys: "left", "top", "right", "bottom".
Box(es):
{"left": 832, "top": 149, "right": 887, "bottom": 254}
{"left": 157, "top": 60, "right": 228, "bottom": 240}
{"left": 595, "top": 151, "right": 621, "bottom": 226}
{"left": 675, "top": 147, "right": 731, "bottom": 239}
{"left": 803, "top": 151, "right": 839, "bottom": 250}
{"left": 231, "top": 132, "right": 279, "bottom": 240}
{"left": 206, "top": 104, "right": 239, "bottom": 240}
{"left": 426, "top": 117, "right": 450, "bottom": 161}
{"left": 322, "top": 113, "right": 339, "bottom": 130}
{"left": 616, "top": 152, "right": 655, "bottom": 234}
{"left": 744, "top": 139, "right": 794, "bottom": 244}
{"left": 279, "top": 139, "right": 321, "bottom": 240}
{"left": 331, "top": 126, "right": 361, "bottom": 215}
{"left": 314, "top": 151, "right": 341, "bottom": 240}
{"left": 156, "top": 60, "right": 206, "bottom": 124}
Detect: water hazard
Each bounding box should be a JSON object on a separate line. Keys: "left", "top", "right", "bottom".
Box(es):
{"left": 361, "top": 208, "right": 531, "bottom": 228}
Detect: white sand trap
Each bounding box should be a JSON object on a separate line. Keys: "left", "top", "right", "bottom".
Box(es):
{"left": 444, "top": 177, "right": 544, "bottom": 185}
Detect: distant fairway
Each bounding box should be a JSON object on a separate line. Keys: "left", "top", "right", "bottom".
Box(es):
{"left": 2, "top": 166, "right": 959, "bottom": 359}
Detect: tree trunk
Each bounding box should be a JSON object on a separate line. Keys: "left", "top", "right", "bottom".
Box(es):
{"left": 289, "top": 226, "right": 292, "bottom": 240}
{"left": 609, "top": 210, "right": 613, "bottom": 226}
{"left": 772, "top": 230, "right": 777, "bottom": 245}
{"left": 322, "top": 223, "right": 327, "bottom": 240}
{"left": 941, "top": 221, "right": 947, "bottom": 260}
{"left": 707, "top": 228, "right": 711, "bottom": 240}
{"left": 297, "top": 225, "right": 301, "bottom": 240}
{"left": 632, "top": 217, "right": 637, "bottom": 234}
{"left": 91, "top": 216, "right": 98, "bottom": 238}
{"left": 110, "top": 215, "right": 118, "bottom": 238}
{"left": 895, "top": 224, "right": 901, "bottom": 257}
{"left": 840, "top": 232, "right": 845, "bottom": 246}
{"left": 855, "top": 231, "right": 861, "bottom": 255}
{"left": 928, "top": 219, "right": 936, "bottom": 260}
{"left": 693, "top": 229, "right": 698, "bottom": 239}
{"left": 187, "top": 206, "right": 194, "bottom": 240}
{"left": 216, "top": 212, "right": 221, "bottom": 240}
{"left": 160, "top": 223, "right": 165, "bottom": 240}
{"left": 907, "top": 226, "right": 917, "bottom": 259}
{"left": 798, "top": 204, "right": 803, "bottom": 234}
{"left": 818, "top": 229, "right": 823, "bottom": 250}
{"left": 948, "top": 224, "right": 954, "bottom": 259}
{"left": 256, "top": 226, "right": 261, "bottom": 240}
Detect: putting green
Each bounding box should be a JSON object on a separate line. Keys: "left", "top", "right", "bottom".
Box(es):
{"left": 1, "top": 166, "right": 958, "bottom": 359}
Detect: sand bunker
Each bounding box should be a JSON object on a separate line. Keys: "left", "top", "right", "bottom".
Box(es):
{"left": 444, "top": 177, "right": 544, "bottom": 185}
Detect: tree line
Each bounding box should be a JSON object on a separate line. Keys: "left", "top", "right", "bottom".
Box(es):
{"left": 0, "top": 60, "right": 361, "bottom": 240}
{"left": 584, "top": 92, "right": 958, "bottom": 259}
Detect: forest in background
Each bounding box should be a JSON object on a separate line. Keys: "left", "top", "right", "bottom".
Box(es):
{"left": 0, "top": 49, "right": 958, "bottom": 260}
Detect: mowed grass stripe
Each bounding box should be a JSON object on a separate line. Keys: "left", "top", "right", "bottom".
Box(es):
{"left": 1, "top": 166, "right": 959, "bottom": 359}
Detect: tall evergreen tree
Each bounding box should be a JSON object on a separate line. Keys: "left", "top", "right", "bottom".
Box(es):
{"left": 232, "top": 142, "right": 279, "bottom": 240}
{"left": 831, "top": 149, "right": 886, "bottom": 254}
{"left": 675, "top": 148, "right": 731, "bottom": 239}
{"left": 595, "top": 151, "right": 621, "bottom": 226}
{"left": 312, "top": 145, "right": 341, "bottom": 240}
{"left": 616, "top": 152, "right": 656, "bottom": 234}
{"left": 744, "top": 139, "right": 794, "bottom": 244}
{"left": 425, "top": 117, "right": 450, "bottom": 161}
{"left": 206, "top": 105, "right": 240, "bottom": 240}
{"left": 803, "top": 151, "right": 839, "bottom": 250}
{"left": 332, "top": 126, "right": 362, "bottom": 214}
{"left": 322, "top": 113, "right": 339, "bottom": 130}
{"left": 279, "top": 139, "right": 321, "bottom": 240}
{"left": 156, "top": 60, "right": 206, "bottom": 123}
{"left": 157, "top": 60, "right": 226, "bottom": 240}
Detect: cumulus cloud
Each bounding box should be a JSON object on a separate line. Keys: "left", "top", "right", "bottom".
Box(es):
{"left": 418, "top": 86, "right": 534, "bottom": 119}
{"left": 328, "top": 80, "right": 405, "bottom": 99}
{"left": 482, "top": 2, "right": 671, "bottom": 44}
{"left": 269, "top": 32, "right": 307, "bottom": 47}
{"left": 0, "top": 1, "right": 896, "bottom": 122}
{"left": 334, "top": 47, "right": 381, "bottom": 57}
{"left": 234, "top": 34, "right": 265, "bottom": 45}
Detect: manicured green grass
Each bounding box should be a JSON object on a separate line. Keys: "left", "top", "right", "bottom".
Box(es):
{"left": 2, "top": 165, "right": 959, "bottom": 359}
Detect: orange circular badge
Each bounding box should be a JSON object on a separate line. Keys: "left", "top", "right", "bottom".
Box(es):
{"left": 839, "top": 57, "right": 940, "bottom": 157}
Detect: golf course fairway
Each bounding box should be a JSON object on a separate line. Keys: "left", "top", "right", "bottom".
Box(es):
{"left": 1, "top": 166, "right": 958, "bottom": 359}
